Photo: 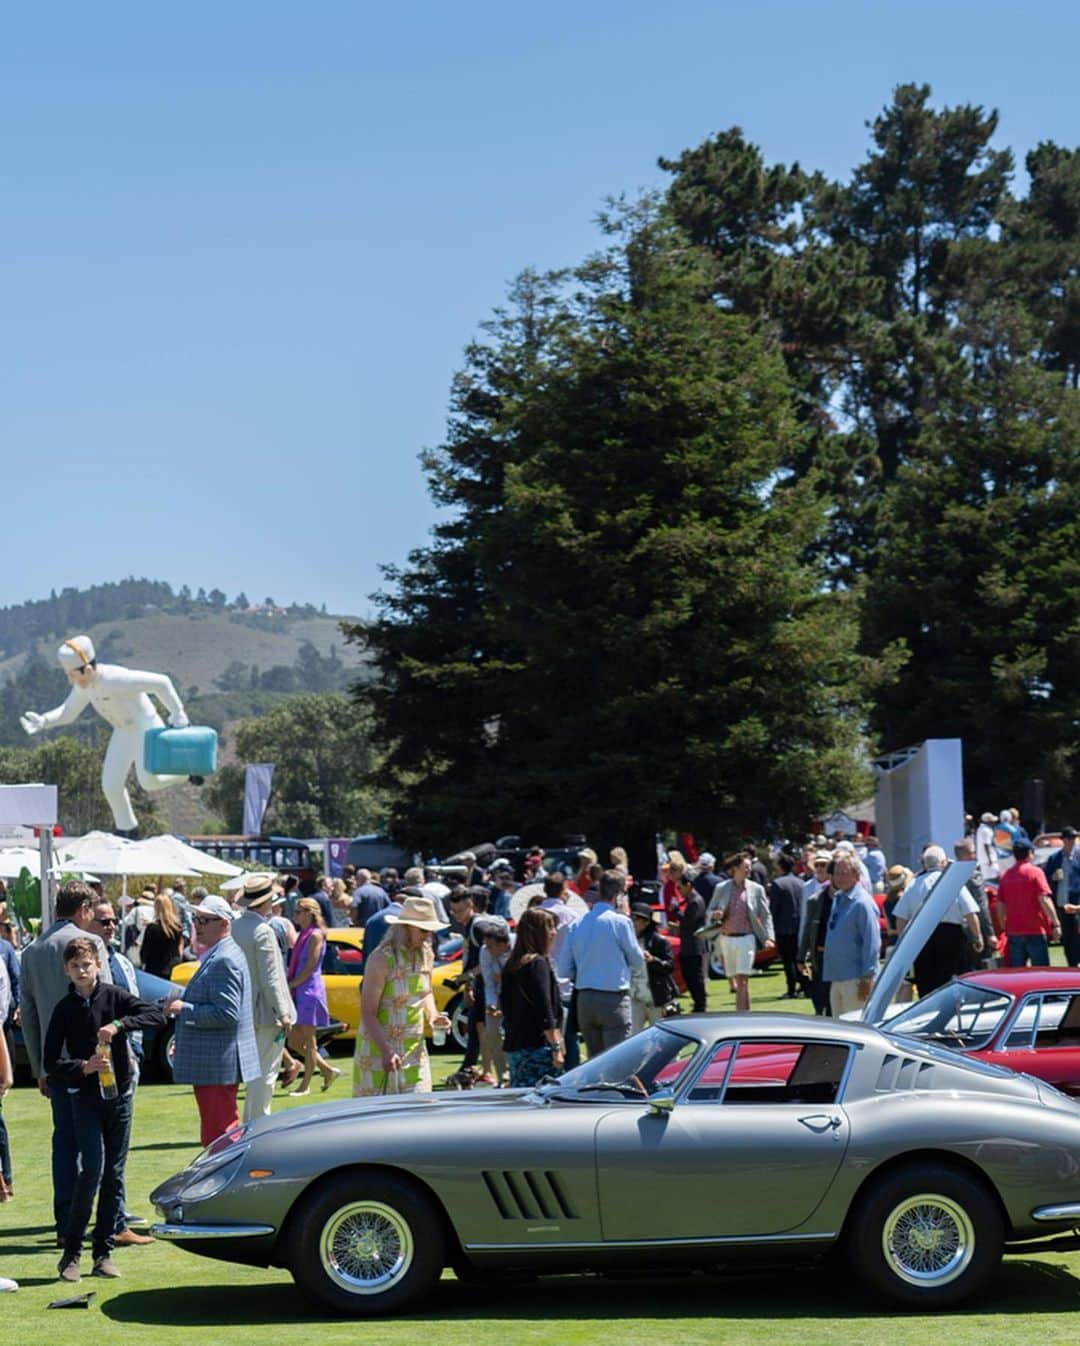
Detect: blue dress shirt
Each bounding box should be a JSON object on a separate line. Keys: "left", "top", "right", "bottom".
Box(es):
{"left": 821, "top": 885, "right": 880, "bottom": 983}
{"left": 557, "top": 901, "right": 644, "bottom": 992}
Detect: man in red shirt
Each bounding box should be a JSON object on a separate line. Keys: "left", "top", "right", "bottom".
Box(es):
{"left": 996, "top": 841, "right": 1061, "bottom": 966}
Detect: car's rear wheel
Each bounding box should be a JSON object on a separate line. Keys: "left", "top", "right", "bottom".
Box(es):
{"left": 288, "top": 1172, "right": 444, "bottom": 1316}
{"left": 847, "top": 1162, "right": 1003, "bottom": 1308}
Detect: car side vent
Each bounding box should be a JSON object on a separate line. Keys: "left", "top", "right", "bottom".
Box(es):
{"left": 875, "top": 1054, "right": 935, "bottom": 1093}
{"left": 481, "top": 1170, "right": 579, "bottom": 1221}
{"left": 875, "top": 1053, "right": 900, "bottom": 1092}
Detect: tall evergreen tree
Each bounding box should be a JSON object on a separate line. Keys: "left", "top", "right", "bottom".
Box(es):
{"left": 348, "top": 206, "right": 874, "bottom": 860}
{"left": 865, "top": 296, "right": 1080, "bottom": 809}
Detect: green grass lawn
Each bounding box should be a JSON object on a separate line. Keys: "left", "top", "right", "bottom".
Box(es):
{"left": 3, "top": 964, "right": 1080, "bottom": 1343}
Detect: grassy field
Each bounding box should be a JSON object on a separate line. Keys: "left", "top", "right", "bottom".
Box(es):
{"left": 3, "top": 967, "right": 1080, "bottom": 1343}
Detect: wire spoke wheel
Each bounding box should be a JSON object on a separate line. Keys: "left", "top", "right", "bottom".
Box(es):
{"left": 882, "top": 1193, "right": 975, "bottom": 1287}
{"left": 320, "top": 1200, "right": 414, "bottom": 1295}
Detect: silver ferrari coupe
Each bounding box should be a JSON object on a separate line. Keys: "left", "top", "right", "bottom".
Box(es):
{"left": 151, "top": 1008, "right": 1080, "bottom": 1316}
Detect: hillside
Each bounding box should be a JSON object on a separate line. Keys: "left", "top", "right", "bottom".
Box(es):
{"left": 0, "top": 608, "right": 365, "bottom": 695}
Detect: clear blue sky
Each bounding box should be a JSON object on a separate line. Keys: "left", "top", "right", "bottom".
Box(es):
{"left": 3, "top": 2, "right": 1077, "bottom": 619}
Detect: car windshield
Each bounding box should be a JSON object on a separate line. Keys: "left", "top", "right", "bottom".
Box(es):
{"left": 885, "top": 980, "right": 1013, "bottom": 1050}
{"left": 539, "top": 1025, "right": 701, "bottom": 1099}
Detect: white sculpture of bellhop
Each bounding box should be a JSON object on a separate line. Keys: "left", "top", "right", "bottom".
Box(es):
{"left": 20, "top": 635, "right": 190, "bottom": 834}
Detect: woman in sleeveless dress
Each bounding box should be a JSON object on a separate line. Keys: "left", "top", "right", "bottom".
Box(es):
{"left": 286, "top": 898, "right": 340, "bottom": 1095}
{"left": 353, "top": 894, "right": 450, "bottom": 1097}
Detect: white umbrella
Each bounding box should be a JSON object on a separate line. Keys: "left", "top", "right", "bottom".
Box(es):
{"left": 55, "top": 832, "right": 141, "bottom": 875}
{"left": 0, "top": 846, "right": 43, "bottom": 880}
{"left": 133, "top": 834, "right": 243, "bottom": 878}
{"left": 508, "top": 883, "right": 589, "bottom": 924}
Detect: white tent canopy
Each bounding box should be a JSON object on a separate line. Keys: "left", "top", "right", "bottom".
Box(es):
{"left": 0, "top": 846, "right": 45, "bottom": 880}
{"left": 133, "top": 834, "right": 243, "bottom": 878}
{"left": 54, "top": 831, "right": 242, "bottom": 879}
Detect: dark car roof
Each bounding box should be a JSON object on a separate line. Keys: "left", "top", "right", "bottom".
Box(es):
{"left": 958, "top": 968, "right": 1080, "bottom": 995}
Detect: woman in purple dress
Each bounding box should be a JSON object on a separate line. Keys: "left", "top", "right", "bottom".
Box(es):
{"left": 286, "top": 898, "right": 341, "bottom": 1095}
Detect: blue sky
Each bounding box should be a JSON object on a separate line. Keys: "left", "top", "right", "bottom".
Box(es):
{"left": 3, "top": 2, "right": 1077, "bottom": 619}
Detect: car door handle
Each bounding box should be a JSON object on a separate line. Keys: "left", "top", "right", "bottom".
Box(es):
{"left": 798, "top": 1114, "right": 842, "bottom": 1132}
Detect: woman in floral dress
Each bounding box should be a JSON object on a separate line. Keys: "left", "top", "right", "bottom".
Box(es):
{"left": 353, "top": 894, "right": 450, "bottom": 1097}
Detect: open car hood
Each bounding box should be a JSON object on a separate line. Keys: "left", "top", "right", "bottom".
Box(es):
{"left": 861, "top": 859, "right": 977, "bottom": 1025}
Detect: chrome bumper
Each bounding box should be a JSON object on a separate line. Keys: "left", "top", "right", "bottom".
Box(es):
{"left": 1031, "top": 1203, "right": 1080, "bottom": 1222}
{"left": 151, "top": 1222, "right": 276, "bottom": 1240}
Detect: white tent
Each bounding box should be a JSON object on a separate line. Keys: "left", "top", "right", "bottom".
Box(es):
{"left": 54, "top": 831, "right": 242, "bottom": 879}
{"left": 132, "top": 834, "right": 243, "bottom": 878}
{"left": 0, "top": 846, "right": 44, "bottom": 880}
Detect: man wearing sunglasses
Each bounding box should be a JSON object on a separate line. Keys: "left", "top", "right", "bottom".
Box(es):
{"left": 164, "top": 896, "right": 259, "bottom": 1145}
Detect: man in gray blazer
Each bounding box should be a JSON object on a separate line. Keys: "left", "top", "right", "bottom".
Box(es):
{"left": 20, "top": 881, "right": 112, "bottom": 1242}
{"left": 231, "top": 874, "right": 295, "bottom": 1121}
{"left": 165, "top": 895, "right": 259, "bottom": 1146}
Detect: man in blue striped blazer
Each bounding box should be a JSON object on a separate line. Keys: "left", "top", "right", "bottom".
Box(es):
{"left": 164, "top": 895, "right": 259, "bottom": 1146}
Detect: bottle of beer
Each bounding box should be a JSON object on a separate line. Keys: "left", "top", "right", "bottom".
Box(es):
{"left": 98, "top": 1032, "right": 118, "bottom": 1101}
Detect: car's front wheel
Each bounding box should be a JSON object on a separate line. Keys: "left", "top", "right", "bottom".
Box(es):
{"left": 288, "top": 1172, "right": 445, "bottom": 1315}
{"left": 846, "top": 1162, "right": 1003, "bottom": 1309}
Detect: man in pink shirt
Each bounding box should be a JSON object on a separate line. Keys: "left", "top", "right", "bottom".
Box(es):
{"left": 996, "top": 841, "right": 1060, "bottom": 967}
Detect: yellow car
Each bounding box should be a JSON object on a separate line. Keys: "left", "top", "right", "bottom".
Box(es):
{"left": 169, "top": 926, "right": 465, "bottom": 1046}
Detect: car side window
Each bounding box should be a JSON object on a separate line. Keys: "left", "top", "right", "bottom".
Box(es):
{"left": 321, "top": 942, "right": 341, "bottom": 975}
{"left": 1003, "top": 994, "right": 1080, "bottom": 1050}
{"left": 687, "top": 1041, "right": 851, "bottom": 1106}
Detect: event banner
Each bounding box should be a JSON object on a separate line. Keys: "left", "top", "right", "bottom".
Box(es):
{"left": 326, "top": 838, "right": 350, "bottom": 877}
{"left": 242, "top": 763, "right": 275, "bottom": 836}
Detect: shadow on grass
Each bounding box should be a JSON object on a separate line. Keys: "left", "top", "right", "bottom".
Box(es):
{"left": 128, "top": 1141, "right": 198, "bottom": 1152}
{"left": 101, "top": 1260, "right": 1080, "bottom": 1326}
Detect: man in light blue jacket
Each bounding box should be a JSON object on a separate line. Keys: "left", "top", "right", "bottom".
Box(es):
{"left": 165, "top": 895, "right": 259, "bottom": 1146}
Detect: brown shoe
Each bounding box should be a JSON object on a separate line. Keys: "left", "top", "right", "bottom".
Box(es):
{"left": 57, "top": 1255, "right": 80, "bottom": 1283}
{"left": 113, "top": 1228, "right": 154, "bottom": 1246}
{"left": 92, "top": 1256, "right": 121, "bottom": 1278}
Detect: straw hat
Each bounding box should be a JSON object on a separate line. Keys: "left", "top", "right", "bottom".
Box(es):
{"left": 385, "top": 894, "right": 444, "bottom": 931}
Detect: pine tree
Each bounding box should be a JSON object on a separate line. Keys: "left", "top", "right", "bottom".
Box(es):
{"left": 349, "top": 205, "right": 874, "bottom": 860}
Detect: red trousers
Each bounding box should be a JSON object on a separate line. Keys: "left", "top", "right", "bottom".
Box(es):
{"left": 193, "top": 1084, "right": 239, "bottom": 1147}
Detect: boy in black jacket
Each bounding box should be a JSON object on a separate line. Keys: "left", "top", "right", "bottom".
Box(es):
{"left": 44, "top": 936, "right": 165, "bottom": 1283}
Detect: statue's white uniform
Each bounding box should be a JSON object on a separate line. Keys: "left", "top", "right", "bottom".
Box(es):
{"left": 30, "top": 663, "right": 188, "bottom": 832}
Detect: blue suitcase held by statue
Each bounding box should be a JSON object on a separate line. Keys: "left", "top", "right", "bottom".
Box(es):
{"left": 143, "top": 725, "right": 218, "bottom": 776}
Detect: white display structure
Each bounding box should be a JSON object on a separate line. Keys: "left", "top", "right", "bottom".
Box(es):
{"left": 873, "top": 739, "right": 965, "bottom": 870}
{"left": 0, "top": 784, "right": 59, "bottom": 925}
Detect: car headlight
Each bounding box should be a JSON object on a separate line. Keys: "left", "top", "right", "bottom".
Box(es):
{"left": 179, "top": 1148, "right": 249, "bottom": 1204}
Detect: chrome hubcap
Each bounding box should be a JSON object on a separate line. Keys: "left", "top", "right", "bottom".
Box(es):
{"left": 320, "top": 1200, "right": 413, "bottom": 1294}
{"left": 882, "top": 1194, "right": 975, "bottom": 1287}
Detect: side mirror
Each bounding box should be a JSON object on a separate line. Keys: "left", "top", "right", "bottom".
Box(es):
{"left": 647, "top": 1089, "right": 675, "bottom": 1116}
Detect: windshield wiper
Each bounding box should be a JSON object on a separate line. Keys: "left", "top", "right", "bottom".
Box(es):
{"left": 567, "top": 1081, "right": 648, "bottom": 1098}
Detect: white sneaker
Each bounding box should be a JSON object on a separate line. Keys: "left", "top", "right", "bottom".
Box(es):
{"left": 0, "top": 1277, "right": 18, "bottom": 1292}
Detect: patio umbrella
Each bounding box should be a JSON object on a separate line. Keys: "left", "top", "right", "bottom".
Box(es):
{"left": 133, "top": 834, "right": 243, "bottom": 878}
{"left": 54, "top": 832, "right": 150, "bottom": 875}
{"left": 0, "top": 846, "right": 43, "bottom": 880}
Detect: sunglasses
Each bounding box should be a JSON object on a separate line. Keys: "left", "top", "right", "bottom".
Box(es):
{"left": 96, "top": 917, "right": 117, "bottom": 927}
{"left": 193, "top": 915, "right": 222, "bottom": 926}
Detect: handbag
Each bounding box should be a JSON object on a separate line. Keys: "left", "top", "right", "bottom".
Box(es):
{"left": 381, "top": 1066, "right": 406, "bottom": 1095}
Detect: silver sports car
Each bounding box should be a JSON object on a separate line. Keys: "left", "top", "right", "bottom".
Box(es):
{"left": 151, "top": 1011, "right": 1080, "bottom": 1316}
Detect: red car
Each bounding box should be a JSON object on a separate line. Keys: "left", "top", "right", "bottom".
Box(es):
{"left": 878, "top": 968, "right": 1080, "bottom": 1096}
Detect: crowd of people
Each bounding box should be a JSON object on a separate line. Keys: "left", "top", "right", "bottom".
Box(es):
{"left": 0, "top": 808, "right": 1072, "bottom": 1293}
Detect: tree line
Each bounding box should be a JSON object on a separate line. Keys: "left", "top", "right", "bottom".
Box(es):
{"left": 342, "top": 83, "right": 1080, "bottom": 864}
{"left": 0, "top": 577, "right": 331, "bottom": 659}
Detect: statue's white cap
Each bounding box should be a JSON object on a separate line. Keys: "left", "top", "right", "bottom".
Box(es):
{"left": 57, "top": 635, "right": 96, "bottom": 669}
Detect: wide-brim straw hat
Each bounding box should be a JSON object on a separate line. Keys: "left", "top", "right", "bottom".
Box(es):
{"left": 385, "top": 894, "right": 444, "bottom": 932}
